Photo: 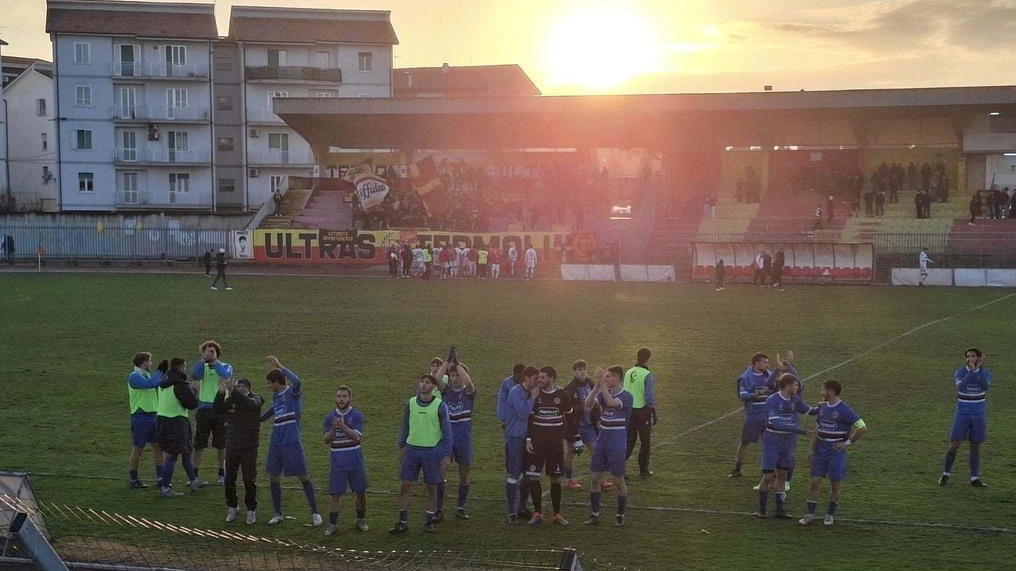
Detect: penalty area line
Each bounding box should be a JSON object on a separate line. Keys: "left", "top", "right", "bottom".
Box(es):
{"left": 661, "top": 291, "right": 1016, "bottom": 445}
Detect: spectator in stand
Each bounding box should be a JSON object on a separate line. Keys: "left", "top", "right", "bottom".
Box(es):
{"left": 272, "top": 190, "right": 283, "bottom": 217}
{"left": 914, "top": 191, "right": 924, "bottom": 219}
{"left": 762, "top": 251, "right": 773, "bottom": 288}
{"left": 703, "top": 196, "right": 711, "bottom": 219}
{"left": 813, "top": 207, "right": 824, "bottom": 231}
{"left": 850, "top": 196, "right": 860, "bottom": 218}
{"left": 920, "top": 163, "right": 932, "bottom": 192}
{"left": 1009, "top": 189, "right": 1016, "bottom": 219}
{"left": 863, "top": 189, "right": 875, "bottom": 217}
{"left": 709, "top": 196, "right": 718, "bottom": 219}
{"left": 875, "top": 191, "right": 886, "bottom": 218}
{"left": 772, "top": 250, "right": 785, "bottom": 291}
{"left": 969, "top": 193, "right": 981, "bottom": 226}
{"left": 907, "top": 162, "right": 918, "bottom": 190}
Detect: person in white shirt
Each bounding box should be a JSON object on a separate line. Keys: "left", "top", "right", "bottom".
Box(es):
{"left": 918, "top": 248, "right": 934, "bottom": 286}
{"left": 452, "top": 245, "right": 463, "bottom": 278}
{"left": 508, "top": 245, "right": 519, "bottom": 277}
{"left": 411, "top": 246, "right": 425, "bottom": 278}
{"left": 524, "top": 246, "right": 538, "bottom": 280}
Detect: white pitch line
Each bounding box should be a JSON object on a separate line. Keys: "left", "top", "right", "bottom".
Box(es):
{"left": 661, "top": 291, "right": 1016, "bottom": 445}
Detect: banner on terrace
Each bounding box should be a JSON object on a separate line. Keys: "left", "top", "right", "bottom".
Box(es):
{"left": 253, "top": 229, "right": 598, "bottom": 265}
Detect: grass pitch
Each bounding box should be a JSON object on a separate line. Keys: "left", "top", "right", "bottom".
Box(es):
{"left": 2, "top": 272, "right": 1015, "bottom": 570}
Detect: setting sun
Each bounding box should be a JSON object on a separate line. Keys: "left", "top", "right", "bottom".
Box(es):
{"left": 543, "top": 4, "right": 662, "bottom": 92}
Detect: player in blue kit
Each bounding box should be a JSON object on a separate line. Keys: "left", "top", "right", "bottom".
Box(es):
{"left": 497, "top": 364, "right": 527, "bottom": 429}
{"left": 260, "top": 356, "right": 322, "bottom": 527}
{"left": 434, "top": 359, "right": 476, "bottom": 520}
{"left": 504, "top": 366, "right": 541, "bottom": 524}
{"left": 800, "top": 380, "right": 867, "bottom": 526}
{"left": 391, "top": 374, "right": 453, "bottom": 534}
{"left": 730, "top": 352, "right": 772, "bottom": 478}
{"left": 939, "top": 348, "right": 991, "bottom": 487}
{"left": 322, "top": 385, "right": 368, "bottom": 536}
{"left": 758, "top": 374, "right": 816, "bottom": 519}
{"left": 582, "top": 366, "right": 633, "bottom": 527}
{"left": 754, "top": 352, "right": 801, "bottom": 492}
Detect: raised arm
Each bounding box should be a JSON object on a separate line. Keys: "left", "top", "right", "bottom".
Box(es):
{"left": 458, "top": 364, "right": 475, "bottom": 394}
{"left": 437, "top": 402, "right": 453, "bottom": 457}
{"left": 268, "top": 356, "right": 301, "bottom": 394}
{"left": 128, "top": 370, "right": 162, "bottom": 390}
{"left": 191, "top": 361, "right": 205, "bottom": 380}
{"left": 434, "top": 361, "right": 450, "bottom": 391}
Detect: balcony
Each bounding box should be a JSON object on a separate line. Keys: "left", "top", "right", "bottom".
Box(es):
{"left": 116, "top": 191, "right": 209, "bottom": 209}
{"left": 111, "top": 105, "right": 211, "bottom": 123}
{"left": 245, "top": 109, "right": 286, "bottom": 125}
{"left": 248, "top": 149, "right": 316, "bottom": 167}
{"left": 245, "top": 66, "right": 341, "bottom": 83}
{"left": 115, "top": 148, "right": 212, "bottom": 165}
{"left": 112, "top": 61, "right": 210, "bottom": 80}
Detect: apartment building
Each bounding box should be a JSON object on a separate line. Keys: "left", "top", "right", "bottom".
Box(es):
{"left": 228, "top": 6, "right": 397, "bottom": 208}
{"left": 0, "top": 38, "right": 7, "bottom": 198}
{"left": 47, "top": 0, "right": 218, "bottom": 212}
{"left": 3, "top": 59, "right": 58, "bottom": 210}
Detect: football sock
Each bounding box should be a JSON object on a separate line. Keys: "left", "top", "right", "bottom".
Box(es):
{"left": 826, "top": 502, "right": 838, "bottom": 516}
{"left": 617, "top": 495, "right": 627, "bottom": 516}
{"left": 733, "top": 461, "right": 743, "bottom": 473}
{"left": 302, "top": 482, "right": 319, "bottom": 513}
{"left": 218, "top": 467, "right": 225, "bottom": 477}
{"left": 329, "top": 512, "right": 339, "bottom": 525}
{"left": 551, "top": 482, "right": 562, "bottom": 514}
{"left": 129, "top": 470, "right": 138, "bottom": 482}
{"left": 530, "top": 480, "right": 544, "bottom": 514}
{"left": 270, "top": 482, "right": 282, "bottom": 514}
{"left": 775, "top": 492, "right": 786, "bottom": 511}
{"left": 506, "top": 481, "right": 518, "bottom": 514}
{"left": 356, "top": 509, "right": 365, "bottom": 520}
{"left": 181, "top": 455, "right": 196, "bottom": 481}
{"left": 399, "top": 509, "right": 408, "bottom": 523}
{"left": 436, "top": 482, "right": 445, "bottom": 511}
{"left": 590, "top": 491, "right": 601, "bottom": 515}
{"left": 457, "top": 484, "right": 469, "bottom": 509}
{"left": 564, "top": 468, "right": 573, "bottom": 479}
{"left": 807, "top": 501, "right": 817, "bottom": 515}
{"left": 943, "top": 450, "right": 956, "bottom": 474}
{"left": 970, "top": 452, "right": 980, "bottom": 478}
{"left": 758, "top": 491, "right": 768, "bottom": 513}
{"left": 162, "top": 457, "right": 176, "bottom": 487}
{"left": 425, "top": 510, "right": 435, "bottom": 524}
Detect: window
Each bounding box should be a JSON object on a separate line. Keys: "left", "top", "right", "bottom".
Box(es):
{"left": 315, "top": 51, "right": 330, "bottom": 69}
{"left": 166, "top": 88, "right": 188, "bottom": 119}
{"left": 268, "top": 133, "right": 288, "bottom": 150}
{"left": 267, "top": 91, "right": 288, "bottom": 105}
{"left": 41, "top": 133, "right": 48, "bottom": 151}
{"left": 122, "top": 172, "right": 139, "bottom": 204}
{"left": 164, "top": 45, "right": 187, "bottom": 76}
{"left": 74, "top": 42, "right": 91, "bottom": 64}
{"left": 75, "top": 85, "right": 92, "bottom": 107}
{"left": 169, "top": 173, "right": 190, "bottom": 193}
{"left": 218, "top": 178, "right": 236, "bottom": 193}
{"left": 216, "top": 137, "right": 234, "bottom": 151}
{"left": 74, "top": 130, "right": 93, "bottom": 150}
{"left": 270, "top": 175, "right": 285, "bottom": 192}
{"left": 267, "top": 49, "right": 287, "bottom": 68}
{"left": 358, "top": 52, "right": 373, "bottom": 72}
{"left": 42, "top": 166, "right": 52, "bottom": 183}
{"left": 312, "top": 90, "right": 336, "bottom": 98}
{"left": 78, "top": 172, "right": 94, "bottom": 193}
{"left": 215, "top": 96, "right": 233, "bottom": 111}
{"left": 36, "top": 98, "right": 47, "bottom": 116}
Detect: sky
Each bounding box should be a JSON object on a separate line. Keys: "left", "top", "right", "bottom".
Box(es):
{"left": 3, "top": 0, "right": 1016, "bottom": 95}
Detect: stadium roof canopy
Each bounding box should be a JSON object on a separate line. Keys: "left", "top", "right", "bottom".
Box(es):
{"left": 275, "top": 85, "right": 1016, "bottom": 151}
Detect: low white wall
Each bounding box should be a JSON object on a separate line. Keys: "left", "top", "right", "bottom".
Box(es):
{"left": 892, "top": 268, "right": 1016, "bottom": 287}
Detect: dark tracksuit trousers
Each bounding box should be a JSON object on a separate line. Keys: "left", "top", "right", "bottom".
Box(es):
{"left": 626, "top": 408, "right": 653, "bottom": 473}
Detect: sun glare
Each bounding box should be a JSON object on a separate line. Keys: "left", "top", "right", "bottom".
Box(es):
{"left": 544, "top": 5, "right": 662, "bottom": 92}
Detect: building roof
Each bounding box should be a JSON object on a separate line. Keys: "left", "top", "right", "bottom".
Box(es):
{"left": 394, "top": 64, "right": 540, "bottom": 97}
{"left": 274, "top": 85, "right": 1016, "bottom": 150}
{"left": 2, "top": 55, "right": 52, "bottom": 67}
{"left": 229, "top": 7, "right": 398, "bottom": 45}
{"left": 3, "top": 62, "right": 54, "bottom": 91}
{"left": 46, "top": 1, "right": 218, "bottom": 40}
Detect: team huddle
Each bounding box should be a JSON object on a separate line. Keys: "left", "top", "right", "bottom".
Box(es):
{"left": 125, "top": 341, "right": 988, "bottom": 533}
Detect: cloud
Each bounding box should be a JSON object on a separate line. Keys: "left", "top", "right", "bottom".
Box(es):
{"left": 741, "top": 0, "right": 1016, "bottom": 55}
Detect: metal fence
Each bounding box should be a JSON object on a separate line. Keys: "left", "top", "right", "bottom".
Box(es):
{"left": 0, "top": 227, "right": 230, "bottom": 261}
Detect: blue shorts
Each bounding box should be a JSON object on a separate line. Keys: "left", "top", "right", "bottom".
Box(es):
{"left": 504, "top": 436, "right": 525, "bottom": 478}
{"left": 329, "top": 465, "right": 368, "bottom": 495}
{"left": 130, "top": 412, "right": 158, "bottom": 448}
{"left": 950, "top": 414, "right": 987, "bottom": 444}
{"left": 741, "top": 415, "right": 766, "bottom": 444}
{"left": 810, "top": 443, "right": 847, "bottom": 481}
{"left": 265, "top": 443, "right": 308, "bottom": 477}
{"left": 400, "top": 446, "right": 444, "bottom": 485}
{"left": 451, "top": 435, "right": 473, "bottom": 466}
{"left": 578, "top": 426, "right": 598, "bottom": 449}
{"left": 761, "top": 432, "right": 796, "bottom": 472}
{"left": 590, "top": 446, "right": 626, "bottom": 478}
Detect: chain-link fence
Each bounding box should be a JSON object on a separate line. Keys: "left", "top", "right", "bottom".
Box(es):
{"left": 0, "top": 227, "right": 230, "bottom": 262}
